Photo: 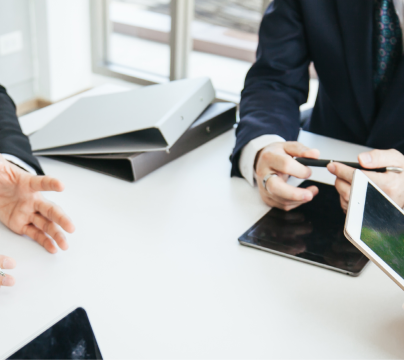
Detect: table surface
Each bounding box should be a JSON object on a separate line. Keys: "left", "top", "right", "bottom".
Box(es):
{"left": 1, "top": 85, "right": 404, "bottom": 359}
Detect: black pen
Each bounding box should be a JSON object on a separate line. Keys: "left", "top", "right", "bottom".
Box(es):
{"left": 295, "top": 158, "right": 403, "bottom": 173}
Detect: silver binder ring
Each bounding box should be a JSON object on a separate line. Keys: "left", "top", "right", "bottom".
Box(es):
{"left": 262, "top": 173, "right": 278, "bottom": 192}
{"left": 0, "top": 268, "right": 5, "bottom": 277}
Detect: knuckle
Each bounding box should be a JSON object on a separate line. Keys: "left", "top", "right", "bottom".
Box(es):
{"left": 266, "top": 179, "right": 278, "bottom": 194}
{"left": 256, "top": 167, "right": 267, "bottom": 179}
{"left": 33, "top": 231, "right": 40, "bottom": 242}
{"left": 276, "top": 198, "right": 289, "bottom": 206}
{"left": 292, "top": 191, "right": 305, "bottom": 201}
{"left": 280, "top": 158, "right": 292, "bottom": 174}
{"left": 389, "top": 148, "right": 400, "bottom": 156}
{"left": 262, "top": 196, "right": 275, "bottom": 207}
{"left": 261, "top": 151, "right": 273, "bottom": 163}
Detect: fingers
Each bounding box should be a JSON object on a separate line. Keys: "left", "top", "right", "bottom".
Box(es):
{"left": 327, "top": 162, "right": 355, "bottom": 183}
{"left": 335, "top": 178, "right": 351, "bottom": 207}
{"left": 31, "top": 213, "right": 69, "bottom": 251}
{"left": 260, "top": 175, "right": 319, "bottom": 211}
{"left": 0, "top": 274, "right": 15, "bottom": 287}
{"left": 255, "top": 142, "right": 320, "bottom": 211}
{"left": 29, "top": 199, "right": 74, "bottom": 253}
{"left": 29, "top": 176, "right": 64, "bottom": 192}
{"left": 283, "top": 142, "right": 320, "bottom": 159}
{"left": 0, "top": 255, "right": 16, "bottom": 269}
{"left": 22, "top": 224, "right": 58, "bottom": 254}
{"left": 0, "top": 255, "right": 16, "bottom": 287}
{"left": 34, "top": 200, "right": 75, "bottom": 234}
{"left": 260, "top": 153, "right": 312, "bottom": 179}
{"left": 358, "top": 149, "right": 404, "bottom": 169}
{"left": 266, "top": 176, "right": 317, "bottom": 202}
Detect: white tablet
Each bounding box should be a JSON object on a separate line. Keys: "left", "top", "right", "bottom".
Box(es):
{"left": 345, "top": 170, "right": 404, "bottom": 291}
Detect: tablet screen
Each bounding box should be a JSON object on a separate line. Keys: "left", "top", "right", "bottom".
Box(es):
{"left": 239, "top": 181, "right": 369, "bottom": 274}
{"left": 7, "top": 308, "right": 102, "bottom": 360}
{"left": 360, "top": 183, "right": 404, "bottom": 279}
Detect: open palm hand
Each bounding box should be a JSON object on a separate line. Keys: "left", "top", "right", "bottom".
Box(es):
{"left": 0, "top": 155, "right": 75, "bottom": 254}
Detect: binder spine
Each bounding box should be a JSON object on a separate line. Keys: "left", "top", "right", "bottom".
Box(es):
{"left": 131, "top": 105, "right": 236, "bottom": 181}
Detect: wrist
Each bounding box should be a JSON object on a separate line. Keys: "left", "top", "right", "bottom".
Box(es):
{"left": 6, "top": 160, "right": 27, "bottom": 172}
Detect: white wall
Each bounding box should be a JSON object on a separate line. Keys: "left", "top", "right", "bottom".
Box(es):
{"left": 0, "top": 0, "right": 93, "bottom": 105}
{"left": 0, "top": 0, "right": 35, "bottom": 104}
{"left": 32, "top": 0, "right": 92, "bottom": 102}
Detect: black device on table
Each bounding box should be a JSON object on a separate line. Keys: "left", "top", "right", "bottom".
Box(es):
{"left": 7, "top": 307, "right": 102, "bottom": 360}
{"left": 238, "top": 180, "right": 369, "bottom": 276}
{"left": 295, "top": 157, "right": 403, "bottom": 173}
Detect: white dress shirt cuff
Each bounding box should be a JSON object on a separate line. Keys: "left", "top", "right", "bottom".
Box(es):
{"left": 239, "top": 135, "right": 286, "bottom": 187}
{"left": 2, "top": 154, "right": 37, "bottom": 175}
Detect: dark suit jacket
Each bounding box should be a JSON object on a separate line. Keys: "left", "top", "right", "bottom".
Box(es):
{"left": 0, "top": 85, "right": 43, "bottom": 175}
{"left": 231, "top": 0, "right": 404, "bottom": 177}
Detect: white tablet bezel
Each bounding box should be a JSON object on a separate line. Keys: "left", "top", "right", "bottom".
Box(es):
{"left": 344, "top": 169, "right": 404, "bottom": 291}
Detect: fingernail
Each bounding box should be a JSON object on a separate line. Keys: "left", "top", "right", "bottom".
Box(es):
{"left": 2, "top": 277, "right": 13, "bottom": 286}
{"left": 359, "top": 153, "right": 372, "bottom": 164}
{"left": 2, "top": 258, "right": 11, "bottom": 269}
{"left": 2, "top": 258, "right": 15, "bottom": 269}
{"left": 328, "top": 163, "right": 336, "bottom": 173}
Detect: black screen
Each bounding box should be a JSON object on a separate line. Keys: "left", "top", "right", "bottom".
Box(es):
{"left": 361, "top": 183, "right": 404, "bottom": 279}
{"left": 8, "top": 308, "right": 102, "bottom": 360}
{"left": 239, "top": 181, "right": 369, "bottom": 274}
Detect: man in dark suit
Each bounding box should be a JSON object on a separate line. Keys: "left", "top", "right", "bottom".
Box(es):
{"left": 231, "top": 0, "right": 404, "bottom": 212}
{"left": 0, "top": 85, "right": 75, "bottom": 289}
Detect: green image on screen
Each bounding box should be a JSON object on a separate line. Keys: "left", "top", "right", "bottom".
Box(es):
{"left": 360, "top": 183, "right": 404, "bottom": 279}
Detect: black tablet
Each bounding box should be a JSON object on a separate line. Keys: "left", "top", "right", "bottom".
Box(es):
{"left": 239, "top": 180, "right": 369, "bottom": 276}
{"left": 7, "top": 307, "right": 102, "bottom": 360}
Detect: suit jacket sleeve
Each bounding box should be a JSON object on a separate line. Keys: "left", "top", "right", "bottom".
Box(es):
{"left": 0, "top": 85, "right": 44, "bottom": 175}
{"left": 231, "top": 0, "right": 310, "bottom": 177}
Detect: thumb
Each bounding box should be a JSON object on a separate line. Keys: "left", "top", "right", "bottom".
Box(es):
{"left": 358, "top": 149, "right": 403, "bottom": 169}
{"left": 283, "top": 142, "right": 320, "bottom": 158}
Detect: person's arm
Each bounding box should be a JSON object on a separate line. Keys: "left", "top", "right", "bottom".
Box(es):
{"left": 0, "top": 86, "right": 75, "bottom": 289}
{"left": 231, "top": 0, "right": 319, "bottom": 210}
{"left": 2, "top": 154, "right": 37, "bottom": 174}
{"left": 0, "top": 85, "right": 44, "bottom": 175}
{"left": 239, "top": 134, "right": 285, "bottom": 186}
{"left": 231, "top": 0, "right": 311, "bottom": 176}
{"left": 328, "top": 149, "right": 404, "bottom": 212}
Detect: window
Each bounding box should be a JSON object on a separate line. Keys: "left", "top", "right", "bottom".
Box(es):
{"left": 92, "top": 0, "right": 272, "bottom": 99}
{"left": 108, "top": 0, "right": 171, "bottom": 81}
{"left": 188, "top": 1, "right": 262, "bottom": 97}
{"left": 92, "top": 0, "right": 318, "bottom": 106}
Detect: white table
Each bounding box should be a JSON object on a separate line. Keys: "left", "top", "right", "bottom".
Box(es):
{"left": 1, "top": 85, "right": 403, "bottom": 359}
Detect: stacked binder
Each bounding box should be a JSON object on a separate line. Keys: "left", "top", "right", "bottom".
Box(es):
{"left": 30, "top": 77, "right": 237, "bottom": 181}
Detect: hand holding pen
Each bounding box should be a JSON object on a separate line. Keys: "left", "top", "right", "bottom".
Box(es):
{"left": 295, "top": 157, "right": 403, "bottom": 173}
{"left": 305, "top": 149, "right": 404, "bottom": 212}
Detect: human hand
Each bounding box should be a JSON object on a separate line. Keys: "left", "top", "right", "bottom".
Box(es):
{"left": 0, "top": 155, "right": 75, "bottom": 253}
{"left": 0, "top": 255, "right": 16, "bottom": 288}
{"left": 255, "top": 142, "right": 320, "bottom": 211}
{"left": 327, "top": 149, "right": 404, "bottom": 212}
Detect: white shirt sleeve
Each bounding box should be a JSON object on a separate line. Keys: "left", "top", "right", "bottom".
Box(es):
{"left": 238, "top": 134, "right": 285, "bottom": 186}
{"left": 2, "top": 154, "right": 37, "bottom": 175}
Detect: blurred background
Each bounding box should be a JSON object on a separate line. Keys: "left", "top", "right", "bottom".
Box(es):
{"left": 1, "top": 0, "right": 317, "bottom": 116}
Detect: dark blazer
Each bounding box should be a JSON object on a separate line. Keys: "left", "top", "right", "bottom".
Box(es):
{"left": 0, "top": 85, "right": 43, "bottom": 175}
{"left": 231, "top": 0, "right": 404, "bottom": 177}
